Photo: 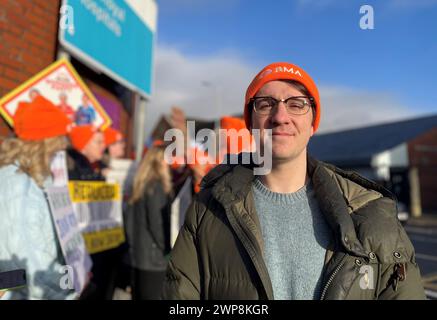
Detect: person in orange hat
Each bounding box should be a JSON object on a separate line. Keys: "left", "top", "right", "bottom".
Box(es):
{"left": 0, "top": 95, "right": 77, "bottom": 299}
{"left": 67, "top": 125, "right": 106, "bottom": 181}
{"left": 100, "top": 126, "right": 132, "bottom": 295}
{"left": 100, "top": 127, "right": 126, "bottom": 181}
{"left": 162, "top": 62, "right": 425, "bottom": 300}
{"left": 67, "top": 125, "right": 117, "bottom": 300}
{"left": 219, "top": 115, "right": 254, "bottom": 160}
{"left": 103, "top": 127, "right": 125, "bottom": 159}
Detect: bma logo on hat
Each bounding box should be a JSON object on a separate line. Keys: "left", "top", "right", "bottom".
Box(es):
{"left": 258, "top": 66, "right": 303, "bottom": 80}
{"left": 275, "top": 66, "right": 303, "bottom": 77}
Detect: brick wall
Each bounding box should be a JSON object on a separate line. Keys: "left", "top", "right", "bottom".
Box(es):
{"left": 0, "top": 0, "right": 60, "bottom": 137}
{"left": 408, "top": 127, "right": 437, "bottom": 214}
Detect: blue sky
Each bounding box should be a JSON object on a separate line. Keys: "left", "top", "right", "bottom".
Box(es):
{"left": 147, "top": 0, "right": 437, "bottom": 134}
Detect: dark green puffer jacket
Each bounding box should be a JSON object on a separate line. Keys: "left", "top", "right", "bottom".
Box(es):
{"left": 162, "top": 154, "right": 426, "bottom": 300}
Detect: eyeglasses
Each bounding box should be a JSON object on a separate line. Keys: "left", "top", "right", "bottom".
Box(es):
{"left": 250, "top": 96, "right": 314, "bottom": 116}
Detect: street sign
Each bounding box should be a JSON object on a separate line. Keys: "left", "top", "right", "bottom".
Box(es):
{"left": 59, "top": 0, "right": 157, "bottom": 97}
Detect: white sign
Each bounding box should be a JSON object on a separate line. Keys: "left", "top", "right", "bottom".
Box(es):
{"left": 46, "top": 186, "right": 92, "bottom": 294}
{"left": 50, "top": 151, "right": 69, "bottom": 187}
{"left": 105, "top": 158, "right": 137, "bottom": 201}
{"left": 170, "top": 177, "right": 192, "bottom": 248}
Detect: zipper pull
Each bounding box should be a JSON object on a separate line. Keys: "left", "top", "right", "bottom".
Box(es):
{"left": 392, "top": 263, "right": 406, "bottom": 291}
{"left": 396, "top": 263, "right": 407, "bottom": 281}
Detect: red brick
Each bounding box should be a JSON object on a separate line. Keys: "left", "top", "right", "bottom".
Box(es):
{"left": 2, "top": 0, "right": 23, "bottom": 15}
{"left": 6, "top": 25, "right": 24, "bottom": 37}
{"left": 32, "top": 3, "right": 58, "bottom": 25}
{"left": 5, "top": 10, "right": 29, "bottom": 29}
{"left": 23, "top": 32, "right": 47, "bottom": 49}
{"left": 2, "top": 32, "right": 29, "bottom": 50}
{"left": 34, "top": 0, "right": 61, "bottom": 15}
{"left": 24, "top": 62, "right": 46, "bottom": 75}
{"left": 24, "top": 9, "right": 46, "bottom": 30}
{"left": 0, "top": 77, "right": 18, "bottom": 91}
{"left": 0, "top": 53, "right": 22, "bottom": 69}
{"left": 4, "top": 67, "right": 27, "bottom": 82}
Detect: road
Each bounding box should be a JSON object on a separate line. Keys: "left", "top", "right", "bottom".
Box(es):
{"left": 405, "top": 215, "right": 437, "bottom": 300}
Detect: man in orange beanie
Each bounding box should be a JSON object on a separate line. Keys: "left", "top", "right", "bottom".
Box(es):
{"left": 162, "top": 62, "right": 425, "bottom": 300}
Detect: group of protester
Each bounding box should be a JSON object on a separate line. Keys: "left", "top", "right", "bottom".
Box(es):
{"left": 0, "top": 89, "right": 249, "bottom": 300}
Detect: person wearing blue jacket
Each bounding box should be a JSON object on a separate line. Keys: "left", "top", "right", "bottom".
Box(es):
{"left": 0, "top": 95, "right": 76, "bottom": 300}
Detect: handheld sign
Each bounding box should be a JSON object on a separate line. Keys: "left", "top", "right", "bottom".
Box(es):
{"left": 68, "top": 181, "right": 125, "bottom": 254}
{"left": 0, "top": 59, "right": 111, "bottom": 129}
{"left": 46, "top": 186, "right": 92, "bottom": 294}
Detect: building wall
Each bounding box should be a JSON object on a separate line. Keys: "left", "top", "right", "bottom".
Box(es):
{"left": 408, "top": 127, "right": 437, "bottom": 214}
{"left": 0, "top": 0, "right": 61, "bottom": 137}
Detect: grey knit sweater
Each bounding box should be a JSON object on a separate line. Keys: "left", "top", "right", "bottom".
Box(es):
{"left": 252, "top": 178, "right": 332, "bottom": 300}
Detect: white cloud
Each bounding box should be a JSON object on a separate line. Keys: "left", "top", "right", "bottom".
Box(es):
{"left": 146, "top": 44, "right": 422, "bottom": 138}
{"left": 316, "top": 86, "right": 418, "bottom": 134}
{"left": 146, "top": 44, "right": 256, "bottom": 136}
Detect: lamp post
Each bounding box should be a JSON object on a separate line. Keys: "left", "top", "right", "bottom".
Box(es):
{"left": 201, "top": 81, "right": 222, "bottom": 129}
{"left": 201, "top": 81, "right": 223, "bottom": 157}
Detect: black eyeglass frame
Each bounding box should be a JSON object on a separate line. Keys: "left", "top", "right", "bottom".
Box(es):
{"left": 249, "top": 96, "right": 315, "bottom": 116}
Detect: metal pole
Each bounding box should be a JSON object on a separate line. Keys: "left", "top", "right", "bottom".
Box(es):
{"left": 133, "top": 94, "right": 147, "bottom": 163}
{"left": 409, "top": 166, "right": 422, "bottom": 218}
{"left": 57, "top": 48, "right": 70, "bottom": 60}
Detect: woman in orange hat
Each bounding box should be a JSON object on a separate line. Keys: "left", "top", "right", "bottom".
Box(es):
{"left": 103, "top": 127, "right": 125, "bottom": 160}
{"left": 0, "top": 95, "right": 76, "bottom": 299}
{"left": 67, "top": 125, "right": 119, "bottom": 300}
{"left": 100, "top": 127, "right": 127, "bottom": 179}
{"left": 67, "top": 125, "right": 106, "bottom": 181}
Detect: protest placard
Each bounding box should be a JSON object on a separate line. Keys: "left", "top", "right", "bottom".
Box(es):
{"left": 68, "top": 181, "right": 125, "bottom": 254}
{"left": 0, "top": 59, "right": 111, "bottom": 129}
{"left": 105, "top": 158, "right": 137, "bottom": 202}
{"left": 46, "top": 186, "right": 92, "bottom": 294}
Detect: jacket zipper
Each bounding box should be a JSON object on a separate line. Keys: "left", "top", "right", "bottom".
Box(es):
{"left": 320, "top": 255, "right": 346, "bottom": 300}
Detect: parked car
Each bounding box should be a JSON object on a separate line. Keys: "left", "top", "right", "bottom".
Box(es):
{"left": 397, "top": 202, "right": 409, "bottom": 225}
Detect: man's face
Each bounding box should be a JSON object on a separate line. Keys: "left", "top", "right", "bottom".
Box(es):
{"left": 82, "top": 132, "right": 105, "bottom": 163}
{"left": 250, "top": 80, "right": 314, "bottom": 163}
